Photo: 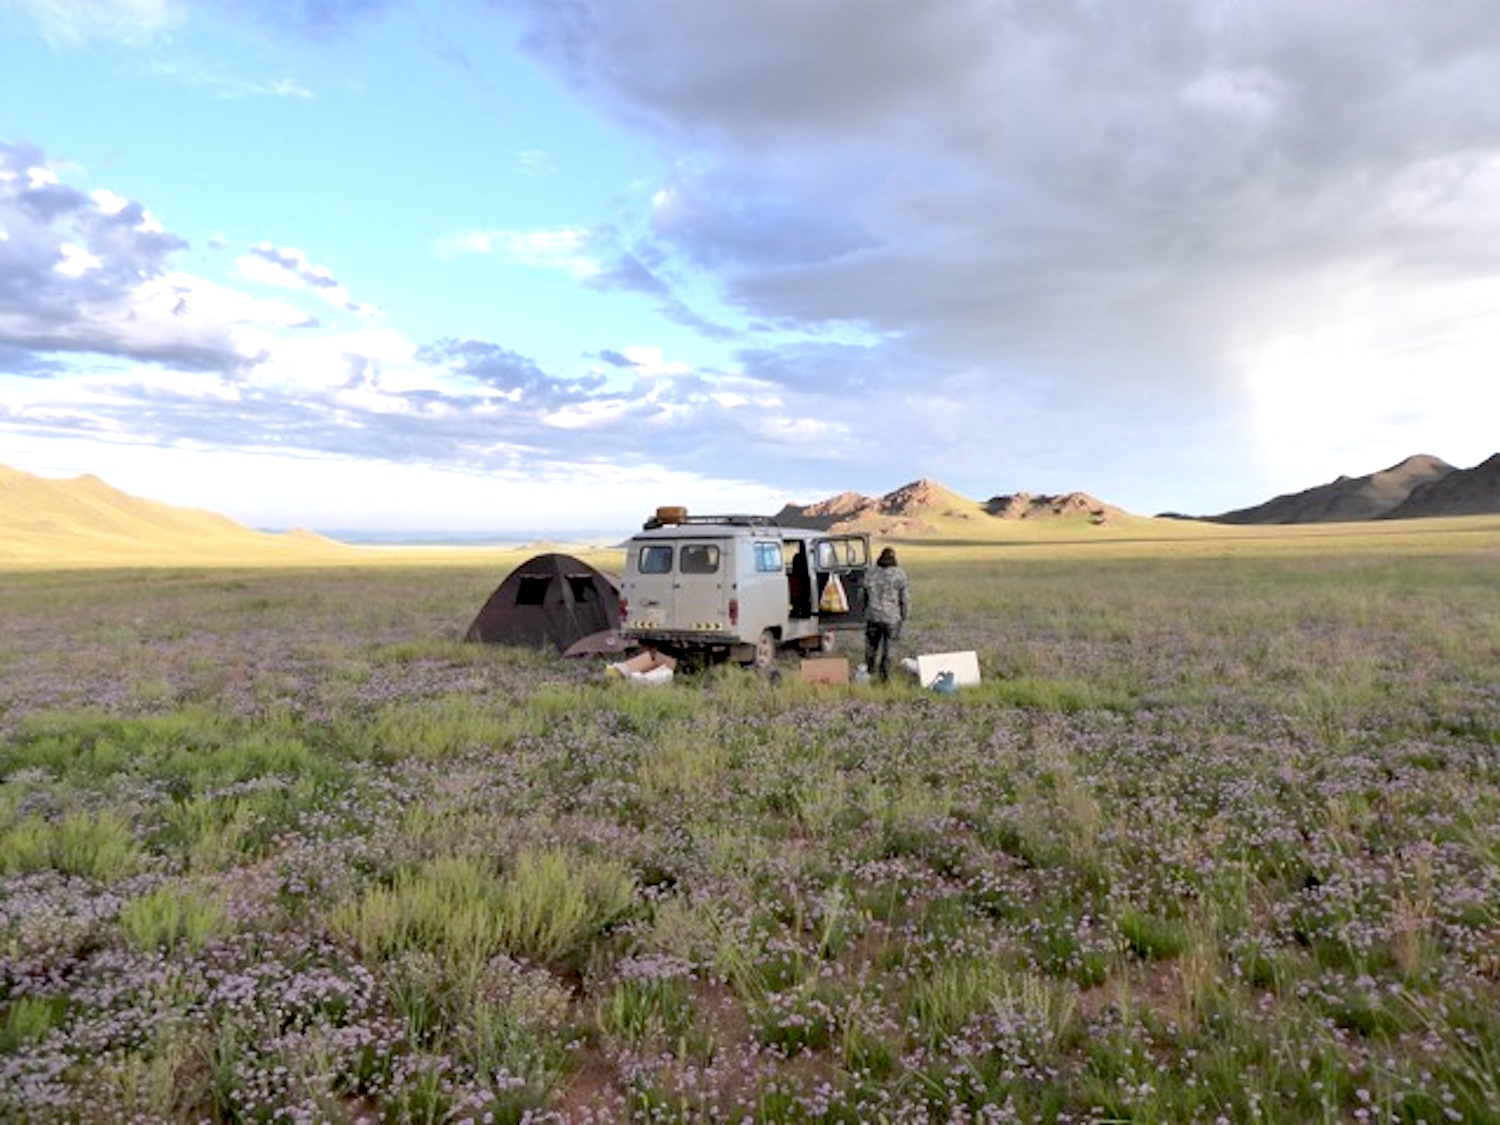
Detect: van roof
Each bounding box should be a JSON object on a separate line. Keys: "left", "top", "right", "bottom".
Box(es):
{"left": 640, "top": 512, "right": 779, "bottom": 530}
{"left": 630, "top": 520, "right": 820, "bottom": 541}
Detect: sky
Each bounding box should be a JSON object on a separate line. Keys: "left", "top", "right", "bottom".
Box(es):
{"left": 3, "top": 0, "right": 1500, "bottom": 534}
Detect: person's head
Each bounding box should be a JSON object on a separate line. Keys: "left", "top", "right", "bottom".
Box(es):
{"left": 877, "top": 547, "right": 897, "bottom": 567}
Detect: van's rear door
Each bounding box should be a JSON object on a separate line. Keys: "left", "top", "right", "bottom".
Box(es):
{"left": 672, "top": 539, "right": 729, "bottom": 631}
{"left": 624, "top": 539, "right": 676, "bottom": 632}
{"left": 812, "top": 534, "right": 870, "bottom": 626}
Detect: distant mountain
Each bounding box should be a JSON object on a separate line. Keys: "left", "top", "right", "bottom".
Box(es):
{"left": 983, "top": 490, "right": 1120, "bottom": 524}
{"left": 1381, "top": 454, "right": 1500, "bottom": 519}
{"left": 1205, "top": 455, "right": 1456, "bottom": 524}
{"left": 0, "top": 463, "right": 347, "bottom": 565}
{"left": 776, "top": 478, "right": 1130, "bottom": 536}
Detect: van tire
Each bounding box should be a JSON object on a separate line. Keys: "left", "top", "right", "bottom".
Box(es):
{"left": 754, "top": 629, "right": 777, "bottom": 671}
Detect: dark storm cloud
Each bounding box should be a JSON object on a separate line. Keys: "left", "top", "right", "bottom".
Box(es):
{"left": 497, "top": 0, "right": 1500, "bottom": 397}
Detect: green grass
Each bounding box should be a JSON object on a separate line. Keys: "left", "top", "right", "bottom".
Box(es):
{"left": 2, "top": 524, "right": 1500, "bottom": 1121}
{"left": 119, "top": 883, "right": 229, "bottom": 952}
{"left": 1, "top": 808, "right": 144, "bottom": 880}
{"left": 330, "top": 848, "right": 636, "bottom": 974}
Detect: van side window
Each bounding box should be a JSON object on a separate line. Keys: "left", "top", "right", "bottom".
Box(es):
{"left": 679, "top": 544, "right": 720, "bottom": 574}
{"left": 638, "top": 545, "right": 673, "bottom": 574}
{"left": 754, "top": 541, "right": 784, "bottom": 573}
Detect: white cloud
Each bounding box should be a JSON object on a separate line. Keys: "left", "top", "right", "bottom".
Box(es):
{"left": 237, "top": 253, "right": 305, "bottom": 289}
{"left": 438, "top": 226, "right": 602, "bottom": 277}
{"left": 618, "top": 345, "right": 688, "bottom": 377}
{"left": 243, "top": 327, "right": 418, "bottom": 392}
{"left": 153, "top": 273, "right": 312, "bottom": 329}
{"left": 90, "top": 188, "right": 130, "bottom": 215}
{"left": 237, "top": 243, "right": 381, "bottom": 318}
{"left": 1181, "top": 69, "right": 1283, "bottom": 124}
{"left": 10, "top": 0, "right": 181, "bottom": 45}
{"left": 55, "top": 244, "right": 102, "bottom": 277}
{"left": 542, "top": 400, "right": 631, "bottom": 430}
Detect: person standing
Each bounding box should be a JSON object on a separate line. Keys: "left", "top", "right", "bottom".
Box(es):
{"left": 862, "top": 546, "right": 910, "bottom": 682}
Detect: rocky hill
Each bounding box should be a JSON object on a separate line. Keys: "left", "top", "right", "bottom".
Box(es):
{"left": 1206, "top": 455, "right": 1456, "bottom": 524}
{"left": 983, "top": 490, "right": 1120, "bottom": 524}
{"left": 776, "top": 478, "right": 1129, "bottom": 535}
{"left": 0, "top": 463, "right": 347, "bottom": 565}
{"left": 1381, "top": 454, "right": 1500, "bottom": 519}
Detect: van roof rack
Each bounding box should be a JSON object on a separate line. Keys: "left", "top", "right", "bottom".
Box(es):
{"left": 641, "top": 513, "right": 782, "bottom": 530}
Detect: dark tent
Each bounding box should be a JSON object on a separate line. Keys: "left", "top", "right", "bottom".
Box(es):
{"left": 464, "top": 553, "right": 627, "bottom": 656}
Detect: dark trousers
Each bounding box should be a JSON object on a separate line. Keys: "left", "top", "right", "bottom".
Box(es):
{"left": 865, "top": 621, "right": 896, "bottom": 681}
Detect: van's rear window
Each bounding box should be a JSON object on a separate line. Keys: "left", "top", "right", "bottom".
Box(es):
{"left": 638, "top": 545, "right": 673, "bottom": 574}
{"left": 679, "top": 544, "right": 721, "bottom": 574}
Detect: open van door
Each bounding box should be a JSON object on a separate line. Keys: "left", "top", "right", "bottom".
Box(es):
{"left": 812, "top": 534, "right": 870, "bottom": 628}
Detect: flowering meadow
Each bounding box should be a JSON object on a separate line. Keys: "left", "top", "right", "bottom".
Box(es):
{"left": 2, "top": 527, "right": 1499, "bottom": 1123}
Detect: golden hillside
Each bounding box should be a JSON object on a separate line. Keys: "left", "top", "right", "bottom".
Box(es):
{"left": 777, "top": 477, "right": 1151, "bottom": 539}
{"left": 0, "top": 463, "right": 352, "bottom": 567}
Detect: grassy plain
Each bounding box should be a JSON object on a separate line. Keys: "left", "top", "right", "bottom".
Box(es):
{"left": 2, "top": 519, "right": 1499, "bottom": 1122}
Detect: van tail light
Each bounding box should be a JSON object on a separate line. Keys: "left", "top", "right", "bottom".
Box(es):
{"left": 728, "top": 597, "right": 739, "bottom": 627}
{"left": 619, "top": 597, "right": 629, "bottom": 620}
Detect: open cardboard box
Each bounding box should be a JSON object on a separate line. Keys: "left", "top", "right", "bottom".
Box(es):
{"left": 798, "top": 656, "right": 850, "bottom": 685}
{"left": 607, "top": 649, "right": 678, "bottom": 684}
{"left": 914, "top": 650, "right": 981, "bottom": 688}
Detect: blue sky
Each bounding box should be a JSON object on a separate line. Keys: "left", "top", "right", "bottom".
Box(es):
{"left": 3, "top": 0, "right": 1500, "bottom": 533}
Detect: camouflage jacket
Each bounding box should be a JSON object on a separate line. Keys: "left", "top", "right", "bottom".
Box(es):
{"left": 862, "top": 565, "right": 910, "bottom": 627}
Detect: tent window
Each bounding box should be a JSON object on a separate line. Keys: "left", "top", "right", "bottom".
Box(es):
{"left": 680, "top": 544, "right": 720, "bottom": 574}
{"left": 638, "top": 545, "right": 673, "bottom": 574}
{"left": 567, "top": 575, "right": 599, "bottom": 603}
{"left": 515, "top": 574, "right": 552, "bottom": 605}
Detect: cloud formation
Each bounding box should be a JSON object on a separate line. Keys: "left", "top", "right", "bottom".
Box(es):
{"left": 6, "top": 0, "right": 1500, "bottom": 526}
{"left": 239, "top": 243, "right": 381, "bottom": 318}
{"left": 492, "top": 0, "right": 1500, "bottom": 490}
{"left": 1, "top": 140, "right": 837, "bottom": 494}
{"left": 0, "top": 140, "right": 248, "bottom": 370}
{"left": 509, "top": 1, "right": 1500, "bottom": 333}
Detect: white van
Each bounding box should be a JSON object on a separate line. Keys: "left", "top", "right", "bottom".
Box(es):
{"left": 620, "top": 508, "right": 871, "bottom": 668}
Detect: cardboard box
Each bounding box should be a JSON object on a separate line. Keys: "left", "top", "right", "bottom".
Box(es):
{"left": 799, "top": 656, "right": 850, "bottom": 685}
{"left": 914, "top": 650, "right": 981, "bottom": 689}
{"left": 607, "top": 650, "right": 678, "bottom": 684}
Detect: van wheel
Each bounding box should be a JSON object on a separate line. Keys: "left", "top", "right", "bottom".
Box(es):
{"left": 754, "top": 629, "right": 777, "bottom": 671}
